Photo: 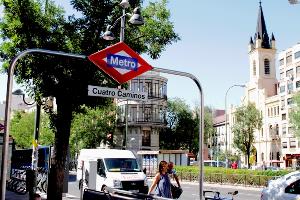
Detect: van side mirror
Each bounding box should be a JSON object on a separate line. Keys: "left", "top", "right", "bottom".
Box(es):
{"left": 143, "top": 168, "right": 146, "bottom": 175}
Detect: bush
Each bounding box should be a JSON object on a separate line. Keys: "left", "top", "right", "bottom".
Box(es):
{"left": 173, "top": 166, "right": 290, "bottom": 186}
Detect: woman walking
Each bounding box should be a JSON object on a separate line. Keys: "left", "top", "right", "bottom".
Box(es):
{"left": 148, "top": 160, "right": 172, "bottom": 198}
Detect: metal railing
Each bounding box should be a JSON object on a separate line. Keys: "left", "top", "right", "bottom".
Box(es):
{"left": 175, "top": 172, "right": 280, "bottom": 187}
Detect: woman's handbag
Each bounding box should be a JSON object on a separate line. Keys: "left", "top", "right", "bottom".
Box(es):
{"left": 171, "top": 184, "right": 183, "bottom": 199}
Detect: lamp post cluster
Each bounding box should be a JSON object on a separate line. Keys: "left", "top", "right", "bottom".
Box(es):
{"left": 224, "top": 84, "right": 245, "bottom": 168}
{"left": 102, "top": 0, "right": 144, "bottom": 150}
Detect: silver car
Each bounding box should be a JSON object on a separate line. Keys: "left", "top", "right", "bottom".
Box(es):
{"left": 261, "top": 171, "right": 300, "bottom": 200}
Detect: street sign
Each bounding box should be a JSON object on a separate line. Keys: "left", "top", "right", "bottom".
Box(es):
{"left": 88, "top": 85, "right": 148, "bottom": 101}
{"left": 88, "top": 42, "right": 153, "bottom": 84}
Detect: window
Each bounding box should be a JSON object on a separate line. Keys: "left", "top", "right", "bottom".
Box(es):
{"left": 279, "top": 58, "right": 284, "bottom": 66}
{"left": 297, "top": 81, "right": 300, "bottom": 89}
{"left": 286, "top": 55, "right": 292, "bottom": 64}
{"left": 287, "top": 83, "right": 293, "bottom": 92}
{"left": 295, "top": 51, "right": 300, "bottom": 59}
{"left": 286, "top": 69, "right": 294, "bottom": 79}
{"left": 281, "top": 99, "right": 285, "bottom": 109}
{"left": 276, "top": 124, "right": 279, "bottom": 135}
{"left": 297, "top": 66, "right": 300, "bottom": 78}
{"left": 142, "top": 130, "right": 151, "bottom": 146}
{"left": 280, "top": 72, "right": 284, "bottom": 80}
{"left": 282, "top": 142, "right": 287, "bottom": 149}
{"left": 288, "top": 127, "right": 295, "bottom": 135}
{"left": 97, "top": 159, "right": 106, "bottom": 176}
{"left": 253, "top": 61, "right": 256, "bottom": 76}
{"left": 264, "top": 59, "right": 270, "bottom": 74}
{"left": 287, "top": 98, "right": 293, "bottom": 105}
{"left": 282, "top": 113, "right": 287, "bottom": 120}
{"left": 282, "top": 124, "right": 287, "bottom": 135}
{"left": 280, "top": 85, "right": 285, "bottom": 93}
{"left": 285, "top": 179, "right": 300, "bottom": 194}
{"left": 290, "top": 140, "right": 297, "bottom": 148}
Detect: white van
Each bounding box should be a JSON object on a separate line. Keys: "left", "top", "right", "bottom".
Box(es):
{"left": 77, "top": 149, "right": 148, "bottom": 194}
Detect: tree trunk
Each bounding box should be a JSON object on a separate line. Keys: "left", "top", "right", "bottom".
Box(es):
{"left": 47, "top": 101, "right": 72, "bottom": 200}
{"left": 247, "top": 149, "right": 251, "bottom": 169}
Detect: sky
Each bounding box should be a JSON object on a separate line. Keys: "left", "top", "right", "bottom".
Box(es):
{"left": 1, "top": 1, "right": 300, "bottom": 110}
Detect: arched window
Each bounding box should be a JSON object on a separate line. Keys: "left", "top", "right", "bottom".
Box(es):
{"left": 264, "top": 59, "right": 270, "bottom": 75}
{"left": 253, "top": 60, "right": 256, "bottom": 76}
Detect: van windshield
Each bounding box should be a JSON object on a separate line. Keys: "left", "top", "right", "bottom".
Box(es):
{"left": 104, "top": 158, "right": 141, "bottom": 172}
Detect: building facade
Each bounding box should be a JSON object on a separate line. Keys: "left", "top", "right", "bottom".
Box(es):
{"left": 114, "top": 71, "right": 168, "bottom": 152}
{"left": 222, "top": 3, "right": 300, "bottom": 168}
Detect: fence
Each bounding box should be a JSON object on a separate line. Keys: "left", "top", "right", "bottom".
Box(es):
{"left": 177, "top": 172, "right": 280, "bottom": 187}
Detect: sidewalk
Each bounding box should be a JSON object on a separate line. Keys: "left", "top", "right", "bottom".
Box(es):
{"left": 5, "top": 190, "right": 80, "bottom": 200}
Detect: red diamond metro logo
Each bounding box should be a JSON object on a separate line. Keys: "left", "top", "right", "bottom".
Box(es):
{"left": 88, "top": 42, "right": 153, "bottom": 84}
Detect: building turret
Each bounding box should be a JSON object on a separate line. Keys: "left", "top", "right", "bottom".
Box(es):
{"left": 248, "top": 37, "right": 254, "bottom": 52}
{"left": 270, "top": 33, "right": 276, "bottom": 49}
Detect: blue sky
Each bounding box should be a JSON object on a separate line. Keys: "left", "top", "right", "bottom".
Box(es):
{"left": 1, "top": 1, "right": 300, "bottom": 109}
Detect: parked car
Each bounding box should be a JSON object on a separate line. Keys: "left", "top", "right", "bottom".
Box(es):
{"left": 204, "top": 160, "right": 226, "bottom": 167}
{"left": 266, "top": 166, "right": 281, "bottom": 171}
{"left": 261, "top": 171, "right": 300, "bottom": 200}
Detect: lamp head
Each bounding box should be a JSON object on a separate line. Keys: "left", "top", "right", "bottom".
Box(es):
{"left": 102, "top": 25, "right": 115, "bottom": 41}
{"left": 129, "top": 7, "right": 144, "bottom": 25}
{"left": 120, "top": 0, "right": 130, "bottom": 8}
{"left": 12, "top": 89, "right": 24, "bottom": 96}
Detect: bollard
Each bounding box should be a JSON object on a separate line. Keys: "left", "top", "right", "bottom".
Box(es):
{"left": 26, "top": 169, "right": 36, "bottom": 200}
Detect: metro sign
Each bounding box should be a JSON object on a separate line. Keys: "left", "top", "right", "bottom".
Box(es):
{"left": 88, "top": 42, "right": 153, "bottom": 84}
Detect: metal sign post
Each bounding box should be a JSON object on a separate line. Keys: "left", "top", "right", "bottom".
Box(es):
{"left": 1, "top": 48, "right": 204, "bottom": 200}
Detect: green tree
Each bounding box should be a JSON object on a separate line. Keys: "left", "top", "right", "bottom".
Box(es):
{"left": 232, "top": 103, "right": 262, "bottom": 169}
{"left": 69, "top": 105, "right": 116, "bottom": 157}
{"left": 290, "top": 92, "right": 300, "bottom": 138}
{"left": 159, "top": 98, "right": 191, "bottom": 149}
{"left": 159, "top": 99, "right": 214, "bottom": 159}
{"left": 0, "top": 0, "right": 179, "bottom": 198}
{"left": 10, "top": 111, "right": 54, "bottom": 148}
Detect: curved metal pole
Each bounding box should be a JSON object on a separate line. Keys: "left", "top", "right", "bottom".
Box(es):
{"left": 0, "top": 49, "right": 86, "bottom": 200}
{"left": 152, "top": 67, "right": 204, "bottom": 200}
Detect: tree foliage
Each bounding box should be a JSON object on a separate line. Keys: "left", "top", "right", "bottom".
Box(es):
{"left": 69, "top": 105, "right": 116, "bottom": 157}
{"left": 0, "top": 0, "right": 179, "bottom": 198}
{"left": 159, "top": 98, "right": 214, "bottom": 158}
{"left": 290, "top": 92, "right": 300, "bottom": 138}
{"left": 10, "top": 110, "right": 54, "bottom": 149}
{"left": 232, "top": 103, "right": 262, "bottom": 168}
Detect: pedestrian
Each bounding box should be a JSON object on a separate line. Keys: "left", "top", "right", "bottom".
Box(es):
{"left": 168, "top": 162, "right": 181, "bottom": 188}
{"left": 148, "top": 160, "right": 172, "bottom": 198}
{"left": 168, "top": 162, "right": 183, "bottom": 199}
{"left": 231, "top": 161, "right": 238, "bottom": 169}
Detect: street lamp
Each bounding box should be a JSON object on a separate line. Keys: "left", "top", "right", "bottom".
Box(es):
{"left": 102, "top": 0, "right": 144, "bottom": 42}
{"left": 102, "top": 0, "right": 144, "bottom": 149}
{"left": 225, "top": 84, "right": 245, "bottom": 167}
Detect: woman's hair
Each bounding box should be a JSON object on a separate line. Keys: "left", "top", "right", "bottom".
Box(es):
{"left": 158, "top": 161, "right": 168, "bottom": 174}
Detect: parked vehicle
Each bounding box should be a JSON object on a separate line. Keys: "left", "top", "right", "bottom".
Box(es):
{"left": 77, "top": 149, "right": 148, "bottom": 194}
{"left": 203, "top": 190, "right": 238, "bottom": 200}
{"left": 204, "top": 160, "right": 226, "bottom": 167}
{"left": 261, "top": 171, "right": 300, "bottom": 200}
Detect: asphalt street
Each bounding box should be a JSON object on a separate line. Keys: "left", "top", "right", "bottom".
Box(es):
{"left": 67, "top": 173, "right": 262, "bottom": 200}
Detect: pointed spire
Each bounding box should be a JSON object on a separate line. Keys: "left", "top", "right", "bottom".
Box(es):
{"left": 250, "top": 37, "right": 254, "bottom": 44}
{"left": 271, "top": 33, "right": 275, "bottom": 41}
{"left": 255, "top": 1, "right": 270, "bottom": 48}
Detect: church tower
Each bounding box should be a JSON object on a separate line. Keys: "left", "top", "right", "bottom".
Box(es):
{"left": 247, "top": 2, "right": 277, "bottom": 103}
